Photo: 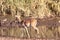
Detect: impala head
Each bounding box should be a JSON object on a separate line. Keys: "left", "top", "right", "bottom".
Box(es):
{"left": 15, "top": 15, "right": 21, "bottom": 22}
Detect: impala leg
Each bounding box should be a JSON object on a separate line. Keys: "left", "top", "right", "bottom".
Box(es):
{"left": 33, "top": 26, "right": 39, "bottom": 34}
{"left": 22, "top": 23, "right": 30, "bottom": 38}
{"left": 24, "top": 26, "right": 30, "bottom": 38}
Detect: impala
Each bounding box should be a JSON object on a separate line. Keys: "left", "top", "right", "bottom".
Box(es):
{"left": 15, "top": 15, "right": 39, "bottom": 38}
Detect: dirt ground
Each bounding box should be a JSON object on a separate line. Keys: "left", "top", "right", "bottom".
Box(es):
{"left": 0, "top": 37, "right": 59, "bottom": 40}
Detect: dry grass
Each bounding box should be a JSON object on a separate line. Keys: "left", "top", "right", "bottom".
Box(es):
{"left": 0, "top": 26, "right": 60, "bottom": 38}
{"left": 0, "top": 0, "right": 60, "bottom": 38}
